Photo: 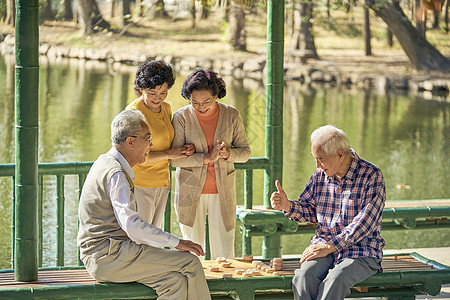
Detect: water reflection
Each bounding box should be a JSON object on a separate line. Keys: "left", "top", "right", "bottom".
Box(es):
{"left": 0, "top": 55, "right": 449, "bottom": 268}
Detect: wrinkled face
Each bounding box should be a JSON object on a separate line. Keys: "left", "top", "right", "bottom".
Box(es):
{"left": 131, "top": 127, "right": 152, "bottom": 165}
{"left": 141, "top": 82, "right": 169, "bottom": 111}
{"left": 311, "top": 145, "right": 341, "bottom": 177}
{"left": 190, "top": 89, "right": 217, "bottom": 117}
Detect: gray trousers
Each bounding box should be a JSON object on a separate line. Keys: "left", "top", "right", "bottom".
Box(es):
{"left": 83, "top": 239, "right": 211, "bottom": 300}
{"left": 292, "top": 255, "right": 381, "bottom": 300}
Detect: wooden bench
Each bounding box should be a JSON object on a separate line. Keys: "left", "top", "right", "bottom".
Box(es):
{"left": 0, "top": 253, "right": 449, "bottom": 299}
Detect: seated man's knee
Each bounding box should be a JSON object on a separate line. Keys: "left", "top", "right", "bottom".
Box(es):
{"left": 296, "top": 258, "right": 330, "bottom": 282}
{"left": 158, "top": 272, "right": 188, "bottom": 297}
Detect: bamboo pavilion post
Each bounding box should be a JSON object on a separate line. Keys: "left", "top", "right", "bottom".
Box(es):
{"left": 263, "top": 0, "right": 285, "bottom": 258}
{"left": 14, "top": 0, "right": 39, "bottom": 281}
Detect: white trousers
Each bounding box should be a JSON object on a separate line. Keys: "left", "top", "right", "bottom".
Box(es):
{"left": 134, "top": 186, "right": 170, "bottom": 228}
{"left": 180, "top": 194, "right": 235, "bottom": 260}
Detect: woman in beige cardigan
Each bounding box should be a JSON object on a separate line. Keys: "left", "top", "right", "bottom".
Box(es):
{"left": 171, "top": 70, "right": 251, "bottom": 259}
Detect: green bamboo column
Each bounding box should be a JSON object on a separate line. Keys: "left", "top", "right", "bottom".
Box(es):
{"left": 264, "top": 0, "right": 284, "bottom": 258}
{"left": 14, "top": 0, "right": 39, "bottom": 281}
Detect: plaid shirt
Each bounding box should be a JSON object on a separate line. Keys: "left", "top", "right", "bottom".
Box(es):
{"left": 285, "top": 149, "right": 386, "bottom": 264}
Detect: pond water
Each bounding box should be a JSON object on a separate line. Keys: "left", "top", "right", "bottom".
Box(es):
{"left": 0, "top": 54, "right": 449, "bottom": 268}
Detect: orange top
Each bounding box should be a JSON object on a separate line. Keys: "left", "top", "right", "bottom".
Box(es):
{"left": 195, "top": 103, "right": 219, "bottom": 194}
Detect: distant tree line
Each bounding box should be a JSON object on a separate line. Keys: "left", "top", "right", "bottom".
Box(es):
{"left": 0, "top": 0, "right": 448, "bottom": 70}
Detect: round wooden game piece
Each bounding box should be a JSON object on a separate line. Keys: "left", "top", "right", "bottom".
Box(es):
{"left": 209, "top": 266, "right": 220, "bottom": 272}
{"left": 273, "top": 271, "right": 283, "bottom": 276}
{"left": 243, "top": 254, "right": 253, "bottom": 261}
{"left": 256, "top": 264, "right": 264, "bottom": 270}
{"left": 273, "top": 257, "right": 283, "bottom": 263}
{"left": 251, "top": 270, "right": 260, "bottom": 276}
{"left": 235, "top": 269, "right": 245, "bottom": 275}
{"left": 220, "top": 262, "right": 231, "bottom": 268}
{"left": 222, "top": 273, "right": 233, "bottom": 278}
{"left": 266, "top": 268, "right": 275, "bottom": 273}
{"left": 242, "top": 272, "right": 253, "bottom": 278}
{"left": 261, "top": 266, "right": 268, "bottom": 272}
{"left": 252, "top": 260, "right": 262, "bottom": 266}
{"left": 274, "top": 266, "right": 283, "bottom": 271}
{"left": 216, "top": 257, "right": 227, "bottom": 263}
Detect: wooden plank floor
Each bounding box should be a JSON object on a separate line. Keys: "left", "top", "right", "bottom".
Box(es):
{"left": 0, "top": 255, "right": 436, "bottom": 290}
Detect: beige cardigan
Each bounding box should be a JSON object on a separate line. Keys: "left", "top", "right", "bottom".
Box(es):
{"left": 171, "top": 102, "right": 251, "bottom": 232}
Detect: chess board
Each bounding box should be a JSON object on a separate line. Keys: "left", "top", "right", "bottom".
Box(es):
{"left": 202, "top": 258, "right": 294, "bottom": 279}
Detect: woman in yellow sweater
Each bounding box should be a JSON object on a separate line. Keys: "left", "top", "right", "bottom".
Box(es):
{"left": 126, "top": 61, "right": 195, "bottom": 227}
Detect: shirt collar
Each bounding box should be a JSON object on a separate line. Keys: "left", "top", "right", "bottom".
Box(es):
{"left": 108, "top": 147, "right": 135, "bottom": 180}
{"left": 341, "top": 148, "right": 359, "bottom": 182}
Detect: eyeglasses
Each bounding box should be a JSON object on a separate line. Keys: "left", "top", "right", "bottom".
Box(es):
{"left": 131, "top": 135, "right": 152, "bottom": 143}
{"left": 191, "top": 99, "right": 214, "bottom": 107}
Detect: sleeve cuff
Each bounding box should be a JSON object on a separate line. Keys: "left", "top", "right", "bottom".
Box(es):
{"left": 330, "top": 235, "right": 346, "bottom": 252}
{"left": 284, "top": 201, "right": 296, "bottom": 217}
{"left": 167, "top": 235, "right": 181, "bottom": 248}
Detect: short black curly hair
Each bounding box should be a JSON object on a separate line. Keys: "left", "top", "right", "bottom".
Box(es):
{"left": 134, "top": 60, "right": 176, "bottom": 96}
{"left": 181, "top": 69, "right": 226, "bottom": 100}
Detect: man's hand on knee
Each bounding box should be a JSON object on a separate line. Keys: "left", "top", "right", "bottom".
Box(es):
{"left": 300, "top": 242, "right": 337, "bottom": 263}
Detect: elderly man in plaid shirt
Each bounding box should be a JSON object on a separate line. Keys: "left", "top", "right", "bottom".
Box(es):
{"left": 271, "top": 125, "right": 386, "bottom": 300}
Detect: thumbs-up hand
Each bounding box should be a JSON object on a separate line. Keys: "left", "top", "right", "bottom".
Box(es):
{"left": 270, "top": 180, "right": 291, "bottom": 212}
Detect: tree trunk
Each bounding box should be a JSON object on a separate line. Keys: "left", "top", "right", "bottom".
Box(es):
{"left": 135, "top": 0, "right": 143, "bottom": 17}
{"left": 43, "top": 0, "right": 54, "bottom": 20}
{"left": 115, "top": 0, "right": 131, "bottom": 26}
{"left": 92, "top": 0, "right": 111, "bottom": 29}
{"left": 364, "top": 3, "right": 372, "bottom": 56}
{"left": 64, "top": 0, "right": 74, "bottom": 20}
{"left": 77, "top": 0, "right": 93, "bottom": 35}
{"left": 387, "top": 28, "right": 394, "bottom": 47}
{"left": 5, "top": 0, "right": 15, "bottom": 26}
{"left": 368, "top": 0, "right": 450, "bottom": 70}
{"left": 191, "top": 0, "right": 196, "bottom": 28}
{"left": 442, "top": 0, "right": 449, "bottom": 32}
{"left": 77, "top": 0, "right": 111, "bottom": 35}
{"left": 291, "top": 0, "right": 318, "bottom": 58}
{"left": 221, "top": 0, "right": 230, "bottom": 21}
{"left": 327, "top": 0, "right": 331, "bottom": 18}
{"left": 201, "top": 0, "right": 210, "bottom": 19}
{"left": 148, "top": 0, "right": 169, "bottom": 19}
{"left": 415, "top": 0, "right": 427, "bottom": 37}
{"left": 110, "top": 0, "right": 116, "bottom": 18}
{"left": 123, "top": 0, "right": 131, "bottom": 21}
{"left": 229, "top": 5, "right": 247, "bottom": 51}
{"left": 432, "top": 10, "right": 439, "bottom": 28}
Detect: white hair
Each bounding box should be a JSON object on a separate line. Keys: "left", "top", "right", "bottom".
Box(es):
{"left": 111, "top": 110, "right": 147, "bottom": 145}
{"left": 311, "top": 125, "right": 350, "bottom": 155}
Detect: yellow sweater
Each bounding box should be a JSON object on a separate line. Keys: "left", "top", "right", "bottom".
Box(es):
{"left": 126, "top": 99, "right": 174, "bottom": 188}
